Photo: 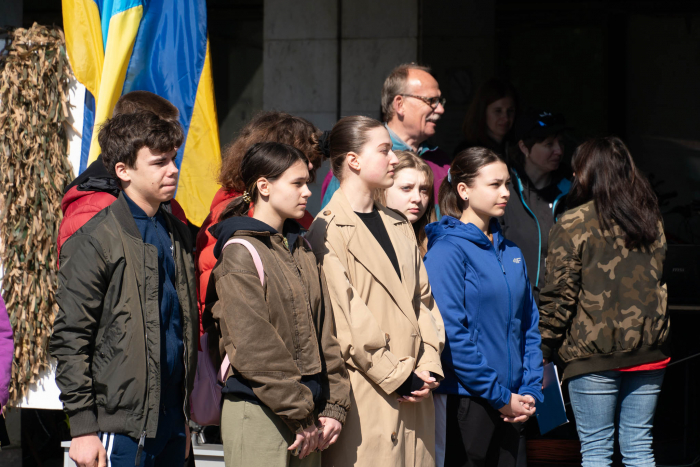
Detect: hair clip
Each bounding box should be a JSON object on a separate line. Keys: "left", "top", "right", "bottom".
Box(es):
{"left": 242, "top": 191, "right": 252, "bottom": 203}
{"left": 447, "top": 168, "right": 452, "bottom": 184}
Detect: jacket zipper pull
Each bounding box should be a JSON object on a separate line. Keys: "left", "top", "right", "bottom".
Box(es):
{"left": 495, "top": 250, "right": 506, "bottom": 275}
{"left": 135, "top": 432, "right": 146, "bottom": 466}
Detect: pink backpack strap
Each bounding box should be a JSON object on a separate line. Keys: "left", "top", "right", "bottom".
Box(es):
{"left": 218, "top": 238, "right": 265, "bottom": 381}
{"left": 222, "top": 238, "right": 265, "bottom": 286}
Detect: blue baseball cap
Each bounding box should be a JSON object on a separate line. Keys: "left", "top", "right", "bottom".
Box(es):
{"left": 513, "top": 109, "right": 569, "bottom": 141}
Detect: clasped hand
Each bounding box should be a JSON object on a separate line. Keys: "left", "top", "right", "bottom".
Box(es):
{"left": 499, "top": 394, "right": 536, "bottom": 423}
{"left": 288, "top": 416, "right": 343, "bottom": 459}
{"left": 397, "top": 370, "right": 440, "bottom": 403}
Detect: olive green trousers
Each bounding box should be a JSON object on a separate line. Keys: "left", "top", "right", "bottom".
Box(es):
{"left": 221, "top": 395, "right": 321, "bottom": 467}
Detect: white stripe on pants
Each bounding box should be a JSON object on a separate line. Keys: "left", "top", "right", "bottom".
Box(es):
{"left": 99, "top": 432, "right": 115, "bottom": 467}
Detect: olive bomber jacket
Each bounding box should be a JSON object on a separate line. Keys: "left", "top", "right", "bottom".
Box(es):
{"left": 50, "top": 193, "right": 198, "bottom": 439}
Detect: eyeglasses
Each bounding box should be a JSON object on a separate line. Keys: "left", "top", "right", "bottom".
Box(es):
{"left": 401, "top": 94, "right": 446, "bottom": 109}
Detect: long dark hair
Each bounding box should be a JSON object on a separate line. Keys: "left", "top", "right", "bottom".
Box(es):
{"left": 439, "top": 147, "right": 502, "bottom": 219}
{"left": 462, "top": 78, "right": 518, "bottom": 147}
{"left": 219, "top": 142, "right": 309, "bottom": 221}
{"left": 568, "top": 137, "right": 661, "bottom": 249}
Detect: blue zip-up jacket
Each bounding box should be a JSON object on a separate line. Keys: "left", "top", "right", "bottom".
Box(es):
{"left": 424, "top": 216, "right": 543, "bottom": 410}
{"left": 124, "top": 194, "right": 184, "bottom": 411}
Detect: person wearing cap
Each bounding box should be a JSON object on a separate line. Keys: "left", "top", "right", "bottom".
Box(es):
{"left": 500, "top": 109, "right": 571, "bottom": 304}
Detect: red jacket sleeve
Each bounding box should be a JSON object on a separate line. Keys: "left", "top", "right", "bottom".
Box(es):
{"left": 57, "top": 189, "right": 116, "bottom": 263}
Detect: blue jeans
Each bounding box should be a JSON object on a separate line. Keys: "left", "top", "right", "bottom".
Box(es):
{"left": 568, "top": 369, "right": 665, "bottom": 467}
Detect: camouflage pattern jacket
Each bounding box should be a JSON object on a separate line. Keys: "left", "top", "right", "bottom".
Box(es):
{"left": 539, "top": 201, "right": 670, "bottom": 381}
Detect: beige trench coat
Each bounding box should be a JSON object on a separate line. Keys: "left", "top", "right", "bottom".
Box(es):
{"left": 307, "top": 190, "right": 445, "bottom": 467}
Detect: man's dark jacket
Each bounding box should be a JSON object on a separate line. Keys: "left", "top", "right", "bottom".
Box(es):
{"left": 50, "top": 193, "right": 198, "bottom": 439}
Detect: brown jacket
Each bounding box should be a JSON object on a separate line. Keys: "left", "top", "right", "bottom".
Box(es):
{"left": 205, "top": 217, "right": 350, "bottom": 433}
{"left": 307, "top": 190, "right": 445, "bottom": 467}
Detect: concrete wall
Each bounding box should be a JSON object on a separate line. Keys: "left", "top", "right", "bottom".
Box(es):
{"left": 0, "top": 1, "right": 22, "bottom": 28}
{"left": 421, "top": 0, "right": 496, "bottom": 155}
{"left": 263, "top": 0, "right": 339, "bottom": 132}
{"left": 210, "top": 2, "right": 264, "bottom": 148}
{"left": 625, "top": 14, "right": 700, "bottom": 242}
{"left": 263, "top": 0, "right": 420, "bottom": 214}
{"left": 263, "top": 0, "right": 339, "bottom": 213}
{"left": 340, "top": 0, "right": 418, "bottom": 119}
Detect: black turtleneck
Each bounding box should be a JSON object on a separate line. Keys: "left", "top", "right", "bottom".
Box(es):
{"left": 355, "top": 209, "right": 402, "bottom": 281}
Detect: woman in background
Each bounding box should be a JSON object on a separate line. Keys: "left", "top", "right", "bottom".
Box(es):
{"left": 375, "top": 151, "right": 447, "bottom": 467}
{"left": 454, "top": 78, "right": 517, "bottom": 158}
{"left": 376, "top": 150, "right": 444, "bottom": 465}
{"left": 196, "top": 111, "right": 324, "bottom": 335}
{"left": 539, "top": 137, "right": 670, "bottom": 467}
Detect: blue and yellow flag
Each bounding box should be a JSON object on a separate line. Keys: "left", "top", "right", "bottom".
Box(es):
{"left": 63, "top": 0, "right": 221, "bottom": 225}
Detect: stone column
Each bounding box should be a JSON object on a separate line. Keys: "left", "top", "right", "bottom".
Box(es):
{"left": 340, "top": 0, "right": 418, "bottom": 119}
{"left": 421, "top": 0, "right": 496, "bottom": 154}
{"left": 0, "top": 1, "right": 22, "bottom": 28}
{"left": 263, "top": 0, "right": 339, "bottom": 132}
{"left": 263, "top": 0, "right": 421, "bottom": 213}
{"left": 264, "top": 0, "right": 340, "bottom": 213}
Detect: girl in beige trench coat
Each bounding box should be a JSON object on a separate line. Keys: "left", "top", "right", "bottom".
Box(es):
{"left": 307, "top": 116, "right": 445, "bottom": 467}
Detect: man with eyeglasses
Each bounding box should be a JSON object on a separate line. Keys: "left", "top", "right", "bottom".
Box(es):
{"left": 321, "top": 63, "right": 450, "bottom": 214}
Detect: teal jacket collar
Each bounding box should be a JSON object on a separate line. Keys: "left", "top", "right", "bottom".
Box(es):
{"left": 384, "top": 123, "right": 437, "bottom": 156}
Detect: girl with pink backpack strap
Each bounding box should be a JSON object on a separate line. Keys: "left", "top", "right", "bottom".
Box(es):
{"left": 198, "top": 142, "right": 351, "bottom": 466}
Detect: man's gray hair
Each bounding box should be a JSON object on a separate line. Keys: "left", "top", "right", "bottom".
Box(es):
{"left": 381, "top": 63, "right": 432, "bottom": 123}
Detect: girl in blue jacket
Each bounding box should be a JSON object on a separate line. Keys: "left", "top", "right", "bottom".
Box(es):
{"left": 424, "top": 147, "right": 543, "bottom": 467}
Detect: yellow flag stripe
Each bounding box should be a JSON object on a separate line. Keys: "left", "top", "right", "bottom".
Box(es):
{"left": 86, "top": 5, "right": 144, "bottom": 165}
{"left": 175, "top": 39, "right": 221, "bottom": 226}
{"left": 62, "top": 0, "right": 104, "bottom": 97}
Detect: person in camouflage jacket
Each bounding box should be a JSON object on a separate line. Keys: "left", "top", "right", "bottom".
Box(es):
{"left": 539, "top": 201, "right": 669, "bottom": 378}
{"left": 538, "top": 136, "right": 669, "bottom": 467}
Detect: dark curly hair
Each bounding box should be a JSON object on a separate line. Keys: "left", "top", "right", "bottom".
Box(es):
{"left": 99, "top": 110, "right": 184, "bottom": 182}
{"left": 218, "top": 111, "right": 323, "bottom": 191}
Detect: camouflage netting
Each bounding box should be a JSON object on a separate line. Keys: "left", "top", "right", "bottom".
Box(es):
{"left": 0, "top": 23, "right": 73, "bottom": 404}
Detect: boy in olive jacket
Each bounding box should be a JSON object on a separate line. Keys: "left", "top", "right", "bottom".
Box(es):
{"left": 50, "top": 110, "right": 198, "bottom": 467}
